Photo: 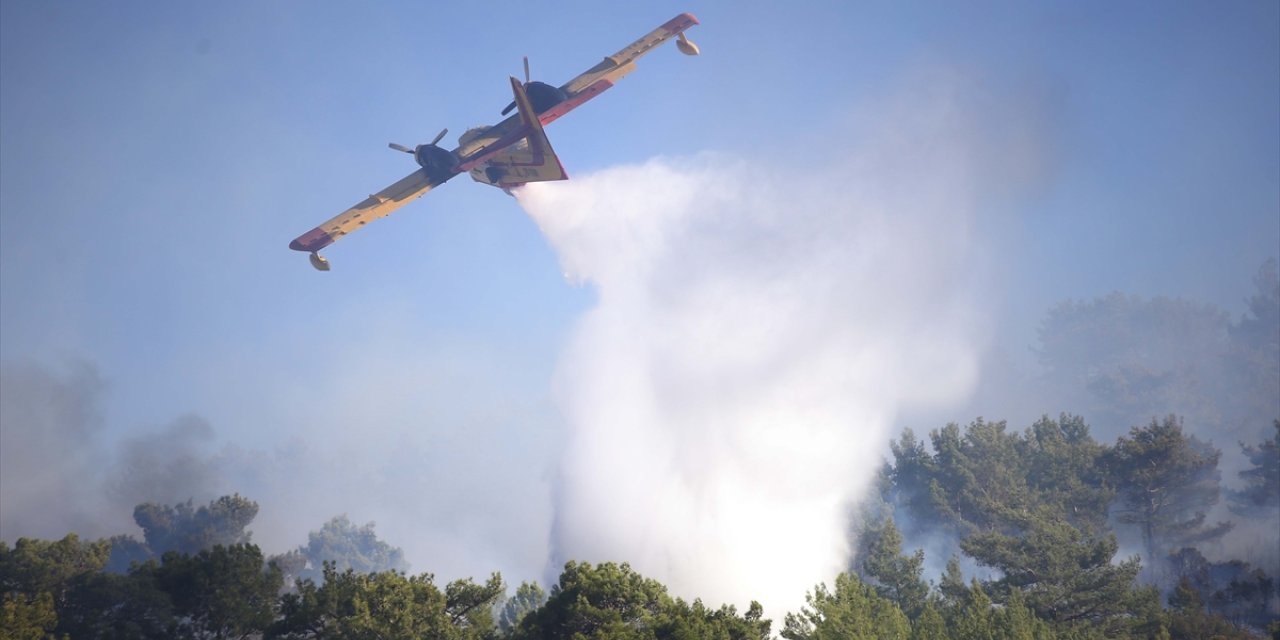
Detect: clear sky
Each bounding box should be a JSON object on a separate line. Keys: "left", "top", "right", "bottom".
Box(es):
{"left": 2, "top": 0, "right": 1277, "bottom": 614}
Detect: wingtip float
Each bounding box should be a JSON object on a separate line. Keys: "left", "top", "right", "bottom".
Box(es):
{"left": 289, "top": 13, "right": 700, "bottom": 271}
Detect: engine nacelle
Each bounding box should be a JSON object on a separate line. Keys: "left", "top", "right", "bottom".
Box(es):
{"left": 523, "top": 81, "right": 568, "bottom": 113}
{"left": 414, "top": 144, "right": 460, "bottom": 181}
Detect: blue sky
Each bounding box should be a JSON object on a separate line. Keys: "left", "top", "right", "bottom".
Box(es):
{"left": 2, "top": 0, "right": 1277, "bottom": 610}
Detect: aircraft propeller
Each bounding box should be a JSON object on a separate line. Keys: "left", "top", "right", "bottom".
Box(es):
{"left": 501, "top": 57, "right": 533, "bottom": 116}
{"left": 388, "top": 128, "right": 449, "bottom": 154}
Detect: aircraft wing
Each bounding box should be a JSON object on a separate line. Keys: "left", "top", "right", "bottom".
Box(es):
{"left": 521, "top": 13, "right": 698, "bottom": 131}
{"left": 572, "top": 13, "right": 698, "bottom": 88}
{"left": 289, "top": 169, "right": 449, "bottom": 258}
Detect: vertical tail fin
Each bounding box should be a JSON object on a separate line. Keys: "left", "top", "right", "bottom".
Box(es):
{"left": 492, "top": 77, "right": 567, "bottom": 185}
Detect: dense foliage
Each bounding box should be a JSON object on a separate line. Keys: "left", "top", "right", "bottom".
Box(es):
{"left": 0, "top": 535, "right": 772, "bottom": 640}
{"left": 276, "top": 514, "right": 410, "bottom": 585}
{"left": 3, "top": 414, "right": 1276, "bottom": 640}
{"left": 866, "top": 414, "right": 1278, "bottom": 638}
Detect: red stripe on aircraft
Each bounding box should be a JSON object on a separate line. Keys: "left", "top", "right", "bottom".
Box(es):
{"left": 662, "top": 13, "right": 699, "bottom": 33}
{"left": 289, "top": 227, "right": 335, "bottom": 252}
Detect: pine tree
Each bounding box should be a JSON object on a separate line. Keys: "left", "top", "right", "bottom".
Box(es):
{"left": 996, "top": 587, "right": 1057, "bottom": 640}
{"left": 910, "top": 601, "right": 948, "bottom": 640}
{"left": 1106, "top": 416, "right": 1233, "bottom": 582}
{"left": 950, "top": 580, "right": 995, "bottom": 640}
{"left": 781, "top": 573, "right": 910, "bottom": 640}
{"left": 961, "top": 516, "right": 1141, "bottom": 628}
{"left": 887, "top": 429, "right": 942, "bottom": 538}
{"left": 860, "top": 517, "right": 928, "bottom": 619}
{"left": 1020, "top": 414, "right": 1112, "bottom": 535}
{"left": 1230, "top": 420, "right": 1280, "bottom": 514}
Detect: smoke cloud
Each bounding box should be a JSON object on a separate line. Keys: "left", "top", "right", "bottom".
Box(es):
{"left": 0, "top": 361, "right": 117, "bottom": 539}
{"left": 0, "top": 353, "right": 560, "bottom": 587}
{"left": 0, "top": 363, "right": 245, "bottom": 541}
{"left": 516, "top": 70, "right": 1039, "bottom": 614}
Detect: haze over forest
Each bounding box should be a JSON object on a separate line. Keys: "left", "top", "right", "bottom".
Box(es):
{"left": 1, "top": 260, "right": 1276, "bottom": 637}
{"left": 3, "top": 225, "right": 1277, "bottom": 624}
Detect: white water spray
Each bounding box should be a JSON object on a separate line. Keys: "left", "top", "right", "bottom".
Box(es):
{"left": 516, "top": 74, "right": 1039, "bottom": 615}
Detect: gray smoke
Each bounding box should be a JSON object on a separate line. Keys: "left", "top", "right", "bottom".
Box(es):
{"left": 0, "top": 362, "right": 233, "bottom": 541}
{"left": 0, "top": 360, "right": 117, "bottom": 539}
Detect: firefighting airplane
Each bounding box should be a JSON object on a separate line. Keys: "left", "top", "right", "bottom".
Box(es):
{"left": 289, "top": 13, "right": 700, "bottom": 270}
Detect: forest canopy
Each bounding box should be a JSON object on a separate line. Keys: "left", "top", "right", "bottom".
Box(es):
{"left": 2, "top": 412, "right": 1276, "bottom": 639}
